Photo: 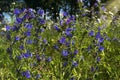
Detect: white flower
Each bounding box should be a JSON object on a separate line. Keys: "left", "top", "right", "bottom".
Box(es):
{"left": 1, "top": 27, "right": 6, "bottom": 31}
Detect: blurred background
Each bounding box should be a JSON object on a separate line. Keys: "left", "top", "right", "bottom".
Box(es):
{"left": 0, "top": 0, "right": 119, "bottom": 23}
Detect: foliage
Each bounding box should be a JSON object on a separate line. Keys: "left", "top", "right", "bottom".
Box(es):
{"left": 0, "top": 1, "right": 120, "bottom": 80}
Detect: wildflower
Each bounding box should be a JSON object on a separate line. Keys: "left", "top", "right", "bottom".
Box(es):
{"left": 89, "top": 31, "right": 94, "bottom": 36}
{"left": 46, "top": 57, "right": 52, "bottom": 62}
{"left": 22, "top": 70, "right": 31, "bottom": 78}
{"left": 60, "top": 20, "right": 64, "bottom": 26}
{"left": 72, "top": 40, "right": 75, "bottom": 45}
{"left": 66, "top": 18, "right": 71, "bottom": 24}
{"left": 36, "top": 74, "right": 41, "bottom": 79}
{"left": 1, "top": 27, "right": 6, "bottom": 31}
{"left": 25, "top": 31, "right": 31, "bottom": 37}
{"left": 26, "top": 39, "right": 33, "bottom": 44}
{"left": 54, "top": 25, "right": 60, "bottom": 31}
{"left": 66, "top": 28, "right": 73, "bottom": 31}
{"left": 59, "top": 36, "right": 66, "bottom": 44}
{"left": 40, "top": 28, "right": 44, "bottom": 32}
{"left": 37, "top": 9, "right": 44, "bottom": 15}
{"left": 96, "top": 32, "right": 101, "bottom": 39}
{"left": 98, "top": 37, "right": 104, "bottom": 43}
{"left": 6, "top": 25, "right": 11, "bottom": 31}
{"left": 65, "top": 28, "right": 73, "bottom": 37}
{"left": 53, "top": 45, "right": 59, "bottom": 50}
{"left": 29, "top": 13, "right": 35, "bottom": 19}
{"left": 70, "top": 15, "right": 75, "bottom": 20}
{"left": 65, "top": 31, "right": 71, "bottom": 37}
{"left": 43, "top": 39, "right": 47, "bottom": 44}
{"left": 36, "top": 54, "right": 41, "bottom": 61}
{"left": 25, "top": 23, "right": 32, "bottom": 30}
{"left": 15, "top": 36, "right": 20, "bottom": 41}
{"left": 74, "top": 49, "right": 78, "bottom": 55}
{"left": 99, "top": 46, "right": 104, "bottom": 51}
{"left": 66, "top": 41, "right": 70, "bottom": 46}
{"left": 23, "top": 51, "right": 32, "bottom": 58}
{"left": 28, "top": 8, "right": 35, "bottom": 13}
{"left": 96, "top": 57, "right": 101, "bottom": 62}
{"left": 63, "top": 62, "right": 67, "bottom": 67}
{"left": 63, "top": 12, "right": 67, "bottom": 17}
{"left": 19, "top": 45, "right": 24, "bottom": 50}
{"left": 16, "top": 17, "right": 23, "bottom": 24}
{"left": 72, "top": 61, "right": 78, "bottom": 67}
{"left": 12, "top": 26, "right": 19, "bottom": 32}
{"left": 42, "top": 54, "right": 45, "bottom": 60}
{"left": 14, "top": 8, "right": 21, "bottom": 15}
{"left": 39, "top": 19, "right": 45, "bottom": 24}
{"left": 62, "top": 50, "right": 68, "bottom": 57}
{"left": 16, "top": 55, "right": 23, "bottom": 60}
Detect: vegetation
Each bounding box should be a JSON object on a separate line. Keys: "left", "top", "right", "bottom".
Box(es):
{"left": 0, "top": 0, "right": 120, "bottom": 80}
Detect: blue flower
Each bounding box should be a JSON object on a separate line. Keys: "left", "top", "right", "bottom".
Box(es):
{"left": 72, "top": 61, "right": 78, "bottom": 67}
{"left": 29, "top": 13, "right": 35, "bottom": 19}
{"left": 15, "top": 36, "right": 20, "bottom": 41}
{"left": 99, "top": 46, "right": 104, "bottom": 51}
{"left": 66, "top": 28, "right": 73, "bottom": 31}
{"left": 40, "top": 28, "right": 44, "bottom": 32}
{"left": 46, "top": 57, "right": 52, "bottom": 62}
{"left": 59, "top": 36, "right": 66, "bottom": 44}
{"left": 28, "top": 8, "right": 34, "bottom": 13}
{"left": 37, "top": 9, "right": 44, "bottom": 15}
{"left": 36, "top": 54, "right": 41, "bottom": 61}
{"left": 25, "top": 31, "right": 31, "bottom": 37}
{"left": 16, "top": 55, "right": 23, "bottom": 60}
{"left": 74, "top": 50, "right": 78, "bottom": 55}
{"left": 62, "top": 50, "right": 68, "bottom": 57}
{"left": 19, "top": 45, "right": 24, "bottom": 50}
{"left": 66, "top": 41, "right": 70, "bottom": 46}
{"left": 16, "top": 18, "right": 23, "bottom": 24}
{"left": 26, "top": 39, "right": 33, "bottom": 44}
{"left": 12, "top": 26, "right": 19, "bottom": 32}
{"left": 98, "top": 37, "right": 104, "bottom": 43}
{"left": 22, "top": 70, "right": 31, "bottom": 78}
{"left": 72, "top": 40, "right": 75, "bottom": 45}
{"left": 66, "top": 18, "right": 71, "bottom": 24}
{"left": 25, "top": 23, "right": 32, "bottom": 29}
{"left": 36, "top": 74, "right": 41, "bottom": 79}
{"left": 60, "top": 20, "right": 63, "bottom": 26}
{"left": 89, "top": 31, "right": 94, "bottom": 36}
{"left": 6, "top": 25, "right": 11, "bottom": 31}
{"left": 96, "top": 32, "right": 101, "bottom": 39}
{"left": 65, "top": 28, "right": 73, "bottom": 37}
{"left": 43, "top": 39, "right": 47, "bottom": 44}
{"left": 70, "top": 15, "right": 75, "bottom": 20}
{"left": 39, "top": 19, "right": 45, "bottom": 24}
{"left": 54, "top": 25, "right": 60, "bottom": 31}
{"left": 53, "top": 45, "right": 59, "bottom": 50}
{"left": 96, "top": 57, "right": 101, "bottom": 62}
{"left": 63, "top": 62, "right": 67, "bottom": 67}
{"left": 14, "top": 8, "right": 21, "bottom": 15}
{"left": 63, "top": 12, "right": 67, "bottom": 17}
{"left": 23, "top": 51, "right": 32, "bottom": 58}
